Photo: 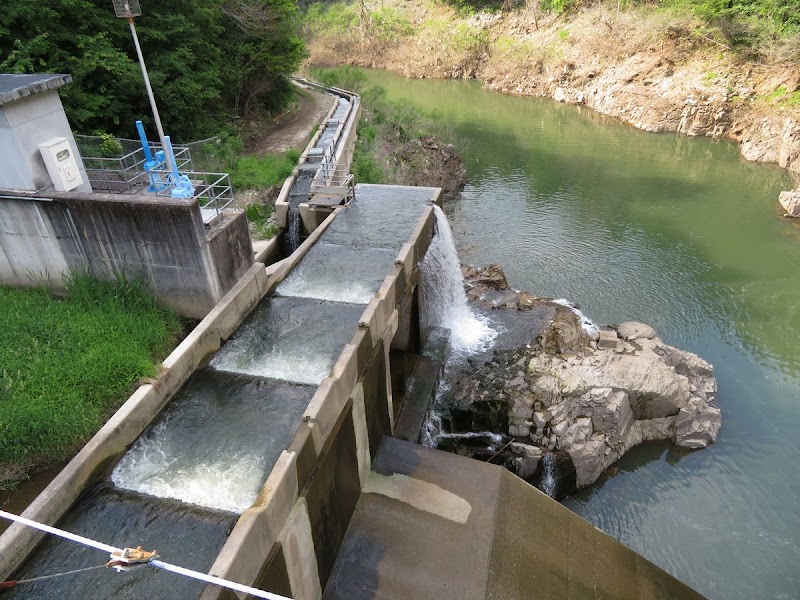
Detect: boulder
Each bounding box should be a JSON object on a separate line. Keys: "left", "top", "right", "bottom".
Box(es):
{"left": 617, "top": 321, "right": 657, "bottom": 340}
{"left": 510, "top": 442, "right": 542, "bottom": 478}
{"left": 779, "top": 189, "right": 800, "bottom": 218}
{"left": 675, "top": 397, "right": 722, "bottom": 449}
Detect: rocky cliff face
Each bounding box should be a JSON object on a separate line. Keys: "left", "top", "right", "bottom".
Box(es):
{"left": 433, "top": 265, "right": 721, "bottom": 495}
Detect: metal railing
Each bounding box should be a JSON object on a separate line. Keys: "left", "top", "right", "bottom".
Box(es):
{"left": 76, "top": 135, "right": 192, "bottom": 195}
{"left": 75, "top": 134, "right": 231, "bottom": 222}
{"left": 152, "top": 168, "right": 234, "bottom": 221}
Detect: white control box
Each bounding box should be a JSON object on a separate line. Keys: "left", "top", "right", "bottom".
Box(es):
{"left": 38, "top": 137, "right": 84, "bottom": 192}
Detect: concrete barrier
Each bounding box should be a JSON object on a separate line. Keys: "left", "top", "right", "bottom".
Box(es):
{"left": 0, "top": 193, "right": 254, "bottom": 318}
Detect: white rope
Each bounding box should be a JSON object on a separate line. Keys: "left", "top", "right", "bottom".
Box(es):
{"left": 0, "top": 510, "right": 293, "bottom": 600}
{"left": 0, "top": 510, "right": 120, "bottom": 554}
{"left": 151, "top": 560, "right": 292, "bottom": 600}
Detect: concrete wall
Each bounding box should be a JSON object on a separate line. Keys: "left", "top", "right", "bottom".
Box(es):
{"left": 0, "top": 90, "right": 91, "bottom": 193}
{"left": 0, "top": 191, "right": 253, "bottom": 318}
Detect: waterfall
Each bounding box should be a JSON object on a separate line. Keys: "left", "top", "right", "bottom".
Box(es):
{"left": 285, "top": 208, "right": 301, "bottom": 255}
{"left": 420, "top": 205, "right": 497, "bottom": 353}
{"left": 539, "top": 452, "right": 557, "bottom": 498}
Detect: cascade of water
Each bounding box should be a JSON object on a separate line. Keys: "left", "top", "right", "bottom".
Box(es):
{"left": 420, "top": 205, "right": 497, "bottom": 353}
{"left": 285, "top": 208, "right": 301, "bottom": 254}
{"left": 539, "top": 452, "right": 557, "bottom": 499}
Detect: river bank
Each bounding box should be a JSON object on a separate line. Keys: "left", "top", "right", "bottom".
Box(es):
{"left": 304, "top": 0, "right": 800, "bottom": 200}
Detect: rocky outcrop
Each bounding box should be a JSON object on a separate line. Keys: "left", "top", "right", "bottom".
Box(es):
{"left": 400, "top": 136, "right": 468, "bottom": 195}
{"left": 779, "top": 189, "right": 800, "bottom": 217}
{"left": 307, "top": 2, "right": 800, "bottom": 203}
{"left": 521, "top": 329, "right": 720, "bottom": 487}
{"left": 435, "top": 265, "right": 721, "bottom": 495}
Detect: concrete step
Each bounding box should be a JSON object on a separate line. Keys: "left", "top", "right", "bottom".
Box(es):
{"left": 324, "top": 437, "right": 704, "bottom": 600}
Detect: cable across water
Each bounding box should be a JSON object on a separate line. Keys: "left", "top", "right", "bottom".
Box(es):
{"left": 0, "top": 510, "right": 292, "bottom": 600}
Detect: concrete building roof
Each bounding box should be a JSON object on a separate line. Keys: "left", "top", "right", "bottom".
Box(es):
{"left": 0, "top": 74, "right": 72, "bottom": 106}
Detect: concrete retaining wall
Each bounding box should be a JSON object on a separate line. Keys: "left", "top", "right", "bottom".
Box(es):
{"left": 0, "top": 191, "right": 253, "bottom": 318}
{"left": 276, "top": 82, "right": 360, "bottom": 233}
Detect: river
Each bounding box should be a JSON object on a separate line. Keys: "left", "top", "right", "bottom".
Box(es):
{"left": 357, "top": 69, "right": 800, "bottom": 600}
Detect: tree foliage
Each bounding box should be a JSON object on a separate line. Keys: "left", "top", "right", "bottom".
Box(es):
{"left": 0, "top": 0, "right": 306, "bottom": 140}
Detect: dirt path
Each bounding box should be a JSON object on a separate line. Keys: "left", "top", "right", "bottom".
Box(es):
{"left": 244, "top": 86, "right": 336, "bottom": 155}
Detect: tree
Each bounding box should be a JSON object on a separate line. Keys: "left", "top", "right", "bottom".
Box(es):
{"left": 0, "top": 0, "right": 306, "bottom": 140}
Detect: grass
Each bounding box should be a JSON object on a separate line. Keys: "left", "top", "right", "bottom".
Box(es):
{"left": 229, "top": 149, "right": 301, "bottom": 191}
{"left": 0, "top": 275, "right": 181, "bottom": 490}
{"left": 245, "top": 202, "right": 280, "bottom": 239}
{"left": 757, "top": 86, "right": 800, "bottom": 108}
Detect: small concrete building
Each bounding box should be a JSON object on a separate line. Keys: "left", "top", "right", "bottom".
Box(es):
{"left": 0, "top": 73, "right": 91, "bottom": 193}
{"left": 0, "top": 73, "right": 254, "bottom": 318}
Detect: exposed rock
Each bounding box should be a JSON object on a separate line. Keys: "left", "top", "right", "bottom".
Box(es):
{"left": 462, "top": 263, "right": 509, "bottom": 290}
{"left": 538, "top": 309, "right": 591, "bottom": 355}
{"left": 405, "top": 137, "right": 468, "bottom": 194}
{"left": 510, "top": 442, "right": 542, "bottom": 478}
{"left": 779, "top": 189, "right": 800, "bottom": 217}
{"left": 430, "top": 262, "right": 720, "bottom": 493}
{"left": 675, "top": 397, "right": 722, "bottom": 449}
{"left": 440, "top": 308, "right": 719, "bottom": 491}
{"left": 597, "top": 329, "right": 620, "bottom": 349}
{"left": 618, "top": 321, "right": 657, "bottom": 340}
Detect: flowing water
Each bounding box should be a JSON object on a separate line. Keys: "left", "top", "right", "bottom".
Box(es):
{"left": 420, "top": 205, "right": 498, "bottom": 352}
{"left": 5, "top": 485, "right": 234, "bottom": 600}
{"left": 210, "top": 297, "right": 364, "bottom": 385}
{"left": 540, "top": 453, "right": 557, "bottom": 499}
{"left": 276, "top": 242, "right": 396, "bottom": 304}
{"left": 356, "top": 69, "right": 800, "bottom": 599}
{"left": 111, "top": 370, "right": 314, "bottom": 513}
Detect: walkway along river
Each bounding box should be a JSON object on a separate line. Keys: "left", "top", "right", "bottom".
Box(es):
{"left": 354, "top": 69, "right": 800, "bottom": 600}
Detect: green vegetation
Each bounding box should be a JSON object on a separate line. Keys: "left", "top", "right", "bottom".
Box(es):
{"left": 304, "top": 2, "right": 413, "bottom": 43}
{"left": 230, "top": 149, "right": 301, "bottom": 191}
{"left": 759, "top": 86, "right": 800, "bottom": 107}
{"left": 0, "top": 276, "right": 181, "bottom": 490}
{"left": 433, "top": 0, "right": 798, "bottom": 56}
{"left": 245, "top": 202, "right": 280, "bottom": 239}
{"left": 0, "top": 0, "right": 306, "bottom": 140}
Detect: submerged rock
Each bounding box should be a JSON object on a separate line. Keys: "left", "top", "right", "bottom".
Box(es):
{"left": 434, "top": 264, "right": 721, "bottom": 493}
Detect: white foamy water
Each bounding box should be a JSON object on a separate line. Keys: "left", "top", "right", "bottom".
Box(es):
{"left": 420, "top": 206, "right": 497, "bottom": 353}
{"left": 540, "top": 452, "right": 557, "bottom": 499}
{"left": 211, "top": 348, "right": 333, "bottom": 385}
{"left": 278, "top": 278, "right": 376, "bottom": 304}
{"left": 111, "top": 422, "right": 267, "bottom": 513}
{"left": 553, "top": 298, "right": 600, "bottom": 337}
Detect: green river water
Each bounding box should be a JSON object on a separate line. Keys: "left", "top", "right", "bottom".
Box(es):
{"left": 359, "top": 69, "right": 800, "bottom": 599}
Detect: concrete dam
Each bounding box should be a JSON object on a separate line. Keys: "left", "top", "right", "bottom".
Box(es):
{"left": 0, "top": 79, "right": 701, "bottom": 599}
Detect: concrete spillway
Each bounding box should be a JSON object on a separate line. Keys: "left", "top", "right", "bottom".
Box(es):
{"left": 210, "top": 298, "right": 365, "bottom": 385}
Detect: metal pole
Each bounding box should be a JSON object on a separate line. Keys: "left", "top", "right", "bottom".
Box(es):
{"left": 128, "top": 16, "right": 174, "bottom": 174}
